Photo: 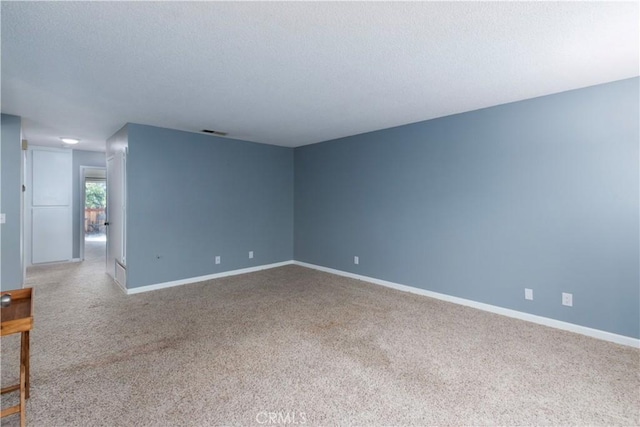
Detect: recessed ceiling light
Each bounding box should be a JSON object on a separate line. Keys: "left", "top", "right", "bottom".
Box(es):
{"left": 60, "top": 137, "right": 80, "bottom": 145}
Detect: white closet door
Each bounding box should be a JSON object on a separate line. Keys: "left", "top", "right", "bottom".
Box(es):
{"left": 30, "top": 148, "right": 72, "bottom": 264}
{"left": 106, "top": 151, "right": 126, "bottom": 280}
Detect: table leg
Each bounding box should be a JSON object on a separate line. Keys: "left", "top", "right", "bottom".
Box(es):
{"left": 20, "top": 331, "right": 30, "bottom": 399}
{"left": 20, "top": 364, "right": 26, "bottom": 427}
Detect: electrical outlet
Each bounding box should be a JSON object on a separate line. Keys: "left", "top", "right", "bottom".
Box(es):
{"left": 249, "top": 251, "right": 254, "bottom": 259}
{"left": 354, "top": 256, "right": 359, "bottom": 265}
{"left": 525, "top": 288, "right": 533, "bottom": 300}
{"left": 215, "top": 256, "right": 221, "bottom": 265}
{"left": 562, "top": 292, "right": 573, "bottom": 307}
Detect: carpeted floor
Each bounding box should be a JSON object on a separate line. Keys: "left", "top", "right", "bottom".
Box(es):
{"left": 1, "top": 241, "right": 638, "bottom": 426}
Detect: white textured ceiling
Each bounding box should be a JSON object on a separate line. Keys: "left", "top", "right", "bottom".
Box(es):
{"left": 2, "top": 2, "right": 638, "bottom": 152}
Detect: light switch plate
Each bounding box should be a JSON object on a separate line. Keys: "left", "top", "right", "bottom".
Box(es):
{"left": 0, "top": 213, "right": 5, "bottom": 224}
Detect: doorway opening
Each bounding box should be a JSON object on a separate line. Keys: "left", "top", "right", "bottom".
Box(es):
{"left": 81, "top": 167, "right": 107, "bottom": 261}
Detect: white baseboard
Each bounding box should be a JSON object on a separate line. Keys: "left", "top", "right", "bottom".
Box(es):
{"left": 293, "top": 261, "right": 640, "bottom": 348}
{"left": 124, "top": 261, "right": 295, "bottom": 295}
{"left": 27, "top": 258, "right": 81, "bottom": 268}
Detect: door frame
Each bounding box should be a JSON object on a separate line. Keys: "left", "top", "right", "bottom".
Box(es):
{"left": 21, "top": 140, "right": 27, "bottom": 284}
{"left": 79, "top": 166, "right": 107, "bottom": 261}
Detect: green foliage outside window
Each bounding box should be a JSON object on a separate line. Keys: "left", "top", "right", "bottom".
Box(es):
{"left": 86, "top": 182, "right": 106, "bottom": 209}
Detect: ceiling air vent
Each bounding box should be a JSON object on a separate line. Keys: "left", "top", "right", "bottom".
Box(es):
{"left": 201, "top": 129, "right": 228, "bottom": 136}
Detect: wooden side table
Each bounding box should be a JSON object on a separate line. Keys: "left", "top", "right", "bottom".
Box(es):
{"left": 1, "top": 288, "right": 34, "bottom": 427}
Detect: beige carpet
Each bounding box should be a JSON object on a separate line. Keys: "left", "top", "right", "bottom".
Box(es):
{"left": 1, "top": 242, "right": 638, "bottom": 426}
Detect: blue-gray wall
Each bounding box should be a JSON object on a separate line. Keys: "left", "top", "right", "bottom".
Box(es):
{"left": 125, "top": 124, "right": 293, "bottom": 288}
{"left": 294, "top": 78, "right": 640, "bottom": 338}
{"left": 72, "top": 150, "right": 106, "bottom": 258}
{"left": 1, "top": 113, "right": 22, "bottom": 291}
{"left": 107, "top": 125, "right": 128, "bottom": 158}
